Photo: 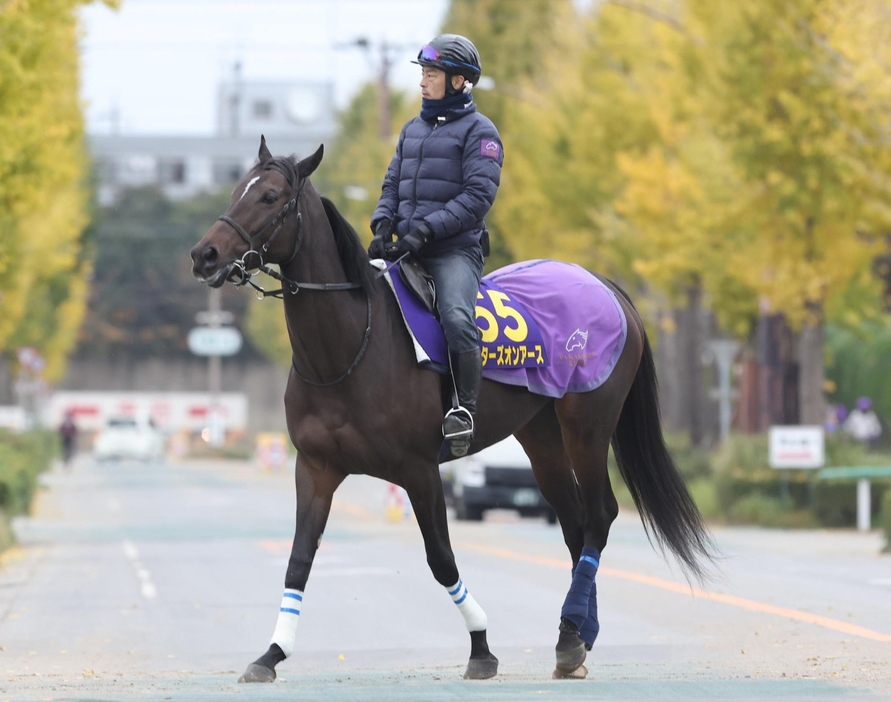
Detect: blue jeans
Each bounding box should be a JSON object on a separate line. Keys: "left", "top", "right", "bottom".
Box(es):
{"left": 420, "top": 246, "right": 484, "bottom": 353}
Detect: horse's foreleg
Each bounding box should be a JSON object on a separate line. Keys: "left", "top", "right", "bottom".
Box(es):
{"left": 402, "top": 464, "right": 498, "bottom": 680}
{"left": 239, "top": 457, "right": 344, "bottom": 683}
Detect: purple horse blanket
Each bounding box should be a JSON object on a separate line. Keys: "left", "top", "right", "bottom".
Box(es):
{"left": 384, "top": 259, "right": 628, "bottom": 399}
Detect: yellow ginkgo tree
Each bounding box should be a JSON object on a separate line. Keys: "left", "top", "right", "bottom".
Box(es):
{"left": 0, "top": 0, "right": 118, "bottom": 385}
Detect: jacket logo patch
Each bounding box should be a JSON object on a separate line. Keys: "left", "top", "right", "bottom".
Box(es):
{"left": 480, "top": 139, "right": 501, "bottom": 159}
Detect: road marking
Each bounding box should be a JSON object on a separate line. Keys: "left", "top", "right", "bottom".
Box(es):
{"left": 122, "top": 540, "right": 157, "bottom": 600}
{"left": 456, "top": 542, "right": 891, "bottom": 643}
{"left": 328, "top": 496, "right": 891, "bottom": 642}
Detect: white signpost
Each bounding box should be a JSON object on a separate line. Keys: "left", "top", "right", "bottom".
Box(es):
{"left": 189, "top": 288, "right": 242, "bottom": 447}
{"left": 768, "top": 425, "right": 825, "bottom": 469}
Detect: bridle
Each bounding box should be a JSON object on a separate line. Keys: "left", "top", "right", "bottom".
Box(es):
{"left": 213, "top": 159, "right": 404, "bottom": 388}
{"left": 217, "top": 160, "right": 363, "bottom": 299}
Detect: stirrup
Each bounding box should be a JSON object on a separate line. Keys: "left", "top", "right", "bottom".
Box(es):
{"left": 443, "top": 407, "right": 474, "bottom": 457}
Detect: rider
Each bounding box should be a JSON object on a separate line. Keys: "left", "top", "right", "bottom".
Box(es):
{"left": 369, "top": 34, "right": 503, "bottom": 457}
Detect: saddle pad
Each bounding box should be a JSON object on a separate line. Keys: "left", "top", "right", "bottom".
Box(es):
{"left": 381, "top": 259, "right": 628, "bottom": 399}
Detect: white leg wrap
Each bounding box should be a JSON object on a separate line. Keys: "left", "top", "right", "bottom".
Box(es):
{"left": 446, "top": 578, "right": 487, "bottom": 632}
{"left": 270, "top": 588, "right": 303, "bottom": 658}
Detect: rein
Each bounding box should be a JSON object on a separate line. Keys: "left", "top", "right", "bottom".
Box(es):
{"left": 214, "top": 163, "right": 406, "bottom": 387}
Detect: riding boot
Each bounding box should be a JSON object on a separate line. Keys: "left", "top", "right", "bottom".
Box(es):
{"left": 443, "top": 349, "right": 482, "bottom": 457}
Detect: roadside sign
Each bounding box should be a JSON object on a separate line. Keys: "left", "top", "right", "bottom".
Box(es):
{"left": 187, "top": 327, "right": 243, "bottom": 356}
{"left": 769, "top": 425, "right": 825, "bottom": 469}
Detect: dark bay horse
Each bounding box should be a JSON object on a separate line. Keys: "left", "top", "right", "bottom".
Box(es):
{"left": 190, "top": 137, "right": 714, "bottom": 683}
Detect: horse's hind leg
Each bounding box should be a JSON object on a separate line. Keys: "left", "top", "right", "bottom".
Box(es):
{"left": 239, "top": 456, "right": 345, "bottom": 683}
{"left": 401, "top": 461, "right": 498, "bottom": 680}
{"left": 514, "top": 404, "right": 584, "bottom": 560}
{"left": 549, "top": 389, "right": 624, "bottom": 679}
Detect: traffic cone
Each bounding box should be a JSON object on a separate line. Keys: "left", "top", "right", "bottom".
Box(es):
{"left": 385, "top": 483, "right": 404, "bottom": 522}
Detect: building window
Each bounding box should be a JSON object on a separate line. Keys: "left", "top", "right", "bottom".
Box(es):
{"left": 213, "top": 161, "right": 242, "bottom": 185}
{"left": 253, "top": 100, "right": 273, "bottom": 119}
{"left": 158, "top": 159, "right": 186, "bottom": 184}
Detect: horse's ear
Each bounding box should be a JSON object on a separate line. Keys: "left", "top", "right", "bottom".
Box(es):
{"left": 258, "top": 135, "right": 272, "bottom": 163}
{"left": 297, "top": 144, "right": 324, "bottom": 178}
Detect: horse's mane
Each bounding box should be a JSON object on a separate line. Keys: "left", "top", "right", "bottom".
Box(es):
{"left": 319, "top": 196, "right": 376, "bottom": 295}
{"left": 263, "top": 156, "right": 375, "bottom": 295}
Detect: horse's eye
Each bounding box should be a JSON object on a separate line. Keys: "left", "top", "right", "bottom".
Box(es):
{"left": 262, "top": 191, "right": 277, "bottom": 204}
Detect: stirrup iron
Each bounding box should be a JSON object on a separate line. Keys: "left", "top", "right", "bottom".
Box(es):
{"left": 443, "top": 406, "right": 474, "bottom": 457}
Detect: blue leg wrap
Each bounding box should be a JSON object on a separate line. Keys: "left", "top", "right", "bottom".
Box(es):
{"left": 579, "top": 579, "right": 600, "bottom": 646}
{"left": 562, "top": 545, "right": 600, "bottom": 633}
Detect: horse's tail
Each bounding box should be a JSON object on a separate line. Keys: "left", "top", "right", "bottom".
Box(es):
{"left": 611, "top": 330, "right": 716, "bottom": 583}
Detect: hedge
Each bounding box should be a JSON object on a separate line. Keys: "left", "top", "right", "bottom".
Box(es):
{"left": 0, "top": 428, "right": 57, "bottom": 553}
{"left": 609, "top": 432, "right": 891, "bottom": 530}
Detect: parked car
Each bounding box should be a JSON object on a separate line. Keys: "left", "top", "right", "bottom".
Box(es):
{"left": 444, "top": 436, "right": 557, "bottom": 523}
{"left": 93, "top": 416, "right": 165, "bottom": 462}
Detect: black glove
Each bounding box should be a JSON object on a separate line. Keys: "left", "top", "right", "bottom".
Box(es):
{"left": 384, "top": 223, "right": 433, "bottom": 261}
{"left": 368, "top": 219, "right": 392, "bottom": 259}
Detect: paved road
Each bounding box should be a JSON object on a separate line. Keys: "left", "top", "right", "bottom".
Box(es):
{"left": 1, "top": 455, "right": 889, "bottom": 701}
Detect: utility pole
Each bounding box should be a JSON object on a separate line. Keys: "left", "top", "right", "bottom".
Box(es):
{"left": 377, "top": 42, "right": 393, "bottom": 141}
{"left": 229, "top": 60, "right": 242, "bottom": 137}
{"left": 207, "top": 287, "right": 223, "bottom": 446}
{"left": 336, "top": 38, "right": 414, "bottom": 141}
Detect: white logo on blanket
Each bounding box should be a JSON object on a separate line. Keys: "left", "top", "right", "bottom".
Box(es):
{"left": 565, "top": 328, "right": 589, "bottom": 352}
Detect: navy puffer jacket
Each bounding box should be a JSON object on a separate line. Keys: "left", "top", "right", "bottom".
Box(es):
{"left": 371, "top": 100, "right": 503, "bottom": 256}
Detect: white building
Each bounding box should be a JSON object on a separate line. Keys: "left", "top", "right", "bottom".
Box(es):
{"left": 89, "top": 79, "right": 336, "bottom": 204}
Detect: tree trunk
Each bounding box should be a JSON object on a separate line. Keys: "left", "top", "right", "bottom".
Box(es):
{"left": 656, "top": 309, "right": 684, "bottom": 433}
{"left": 680, "top": 284, "right": 706, "bottom": 446}
{"left": 0, "top": 355, "right": 13, "bottom": 405}
{"left": 755, "top": 312, "right": 800, "bottom": 428}
{"left": 654, "top": 285, "right": 710, "bottom": 444}
{"left": 798, "top": 306, "right": 825, "bottom": 426}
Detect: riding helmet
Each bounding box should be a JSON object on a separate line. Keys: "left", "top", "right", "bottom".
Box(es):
{"left": 413, "top": 34, "right": 482, "bottom": 86}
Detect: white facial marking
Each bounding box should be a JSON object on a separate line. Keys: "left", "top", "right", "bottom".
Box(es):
{"left": 239, "top": 175, "right": 261, "bottom": 201}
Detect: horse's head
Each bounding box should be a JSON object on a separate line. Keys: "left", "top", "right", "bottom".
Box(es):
{"left": 190, "top": 135, "right": 324, "bottom": 287}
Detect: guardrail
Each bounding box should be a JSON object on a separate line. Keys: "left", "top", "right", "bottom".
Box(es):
{"left": 817, "top": 466, "right": 891, "bottom": 532}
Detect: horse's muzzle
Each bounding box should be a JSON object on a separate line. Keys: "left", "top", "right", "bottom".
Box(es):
{"left": 190, "top": 242, "right": 229, "bottom": 287}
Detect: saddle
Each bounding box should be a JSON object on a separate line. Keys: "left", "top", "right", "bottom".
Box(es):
{"left": 399, "top": 255, "right": 436, "bottom": 314}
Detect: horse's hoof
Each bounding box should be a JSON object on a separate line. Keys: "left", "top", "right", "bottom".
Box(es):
{"left": 553, "top": 663, "right": 588, "bottom": 679}
{"left": 238, "top": 663, "right": 276, "bottom": 683}
{"left": 464, "top": 652, "right": 499, "bottom": 679}
{"left": 555, "top": 621, "right": 587, "bottom": 674}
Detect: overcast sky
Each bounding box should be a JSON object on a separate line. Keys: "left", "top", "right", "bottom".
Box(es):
{"left": 79, "top": 0, "right": 449, "bottom": 135}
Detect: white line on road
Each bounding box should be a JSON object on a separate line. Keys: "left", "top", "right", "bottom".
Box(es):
{"left": 457, "top": 541, "right": 891, "bottom": 643}
{"left": 122, "top": 540, "right": 157, "bottom": 600}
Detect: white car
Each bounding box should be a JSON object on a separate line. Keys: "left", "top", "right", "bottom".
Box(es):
{"left": 93, "top": 416, "right": 165, "bottom": 462}
{"left": 446, "top": 435, "right": 557, "bottom": 523}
